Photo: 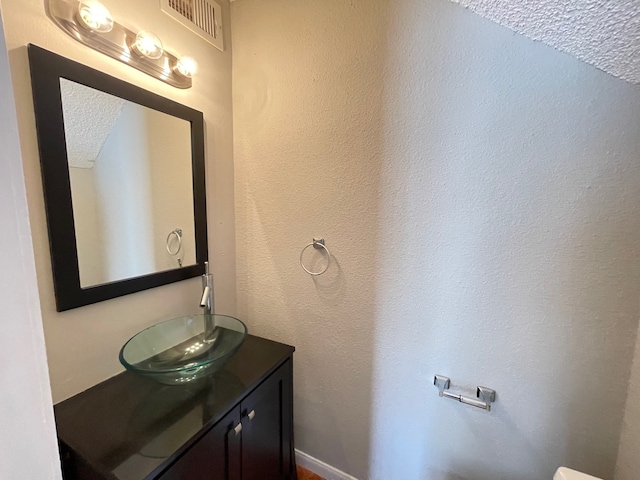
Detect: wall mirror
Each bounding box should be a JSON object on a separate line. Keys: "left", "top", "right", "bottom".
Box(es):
{"left": 28, "top": 45, "right": 207, "bottom": 311}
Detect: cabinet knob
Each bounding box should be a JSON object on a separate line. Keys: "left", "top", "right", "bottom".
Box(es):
{"left": 247, "top": 410, "right": 256, "bottom": 420}
{"left": 233, "top": 423, "right": 242, "bottom": 436}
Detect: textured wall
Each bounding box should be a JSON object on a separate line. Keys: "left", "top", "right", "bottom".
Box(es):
{"left": 1, "top": 0, "right": 236, "bottom": 402}
{"left": 616, "top": 330, "right": 640, "bottom": 479}
{"left": 232, "top": 0, "right": 640, "bottom": 478}
{"left": 0, "top": 10, "right": 61, "bottom": 479}
{"left": 450, "top": 0, "right": 640, "bottom": 84}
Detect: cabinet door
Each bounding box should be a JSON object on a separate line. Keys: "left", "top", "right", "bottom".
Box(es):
{"left": 241, "top": 360, "right": 294, "bottom": 480}
{"left": 159, "top": 406, "right": 242, "bottom": 480}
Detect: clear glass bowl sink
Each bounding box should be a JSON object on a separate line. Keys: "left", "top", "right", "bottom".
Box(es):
{"left": 119, "top": 314, "right": 248, "bottom": 385}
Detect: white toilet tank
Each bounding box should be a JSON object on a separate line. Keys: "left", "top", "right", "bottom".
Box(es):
{"left": 554, "top": 467, "right": 603, "bottom": 480}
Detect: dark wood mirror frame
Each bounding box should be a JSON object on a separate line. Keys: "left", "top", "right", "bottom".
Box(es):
{"left": 27, "top": 44, "right": 208, "bottom": 311}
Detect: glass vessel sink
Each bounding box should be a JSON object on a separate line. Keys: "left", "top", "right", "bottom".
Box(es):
{"left": 119, "top": 314, "right": 248, "bottom": 385}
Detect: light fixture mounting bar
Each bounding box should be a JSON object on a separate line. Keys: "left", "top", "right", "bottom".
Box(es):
{"left": 47, "top": 0, "right": 192, "bottom": 89}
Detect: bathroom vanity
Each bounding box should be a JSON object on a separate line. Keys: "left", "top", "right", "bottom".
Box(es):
{"left": 55, "top": 335, "right": 295, "bottom": 480}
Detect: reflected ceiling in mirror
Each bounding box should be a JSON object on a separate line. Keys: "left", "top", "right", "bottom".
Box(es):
{"left": 60, "top": 79, "right": 196, "bottom": 288}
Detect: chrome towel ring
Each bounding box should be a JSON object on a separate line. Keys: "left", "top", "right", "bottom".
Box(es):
{"left": 166, "top": 228, "right": 183, "bottom": 256}
{"left": 300, "top": 238, "right": 331, "bottom": 276}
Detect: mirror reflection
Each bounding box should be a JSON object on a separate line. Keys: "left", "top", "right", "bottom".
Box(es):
{"left": 60, "top": 79, "right": 196, "bottom": 288}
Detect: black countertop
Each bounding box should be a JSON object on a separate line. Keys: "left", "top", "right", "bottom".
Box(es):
{"left": 55, "top": 335, "right": 295, "bottom": 480}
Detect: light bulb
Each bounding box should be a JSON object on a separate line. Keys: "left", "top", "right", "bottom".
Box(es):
{"left": 132, "top": 31, "right": 164, "bottom": 59}
{"left": 175, "top": 55, "right": 199, "bottom": 78}
{"left": 77, "top": 1, "right": 114, "bottom": 33}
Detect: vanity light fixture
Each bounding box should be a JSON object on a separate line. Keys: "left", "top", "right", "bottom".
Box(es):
{"left": 47, "top": 0, "right": 197, "bottom": 88}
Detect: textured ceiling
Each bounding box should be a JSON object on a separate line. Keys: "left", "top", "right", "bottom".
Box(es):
{"left": 449, "top": 0, "right": 640, "bottom": 84}
{"left": 60, "top": 79, "right": 125, "bottom": 168}
{"left": 231, "top": 0, "right": 640, "bottom": 84}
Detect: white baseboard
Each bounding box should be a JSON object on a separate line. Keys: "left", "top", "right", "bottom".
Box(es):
{"left": 295, "top": 449, "right": 358, "bottom": 480}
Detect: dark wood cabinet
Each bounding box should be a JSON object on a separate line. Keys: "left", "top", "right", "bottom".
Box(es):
{"left": 159, "top": 406, "right": 242, "bottom": 480}
{"left": 55, "top": 335, "right": 295, "bottom": 480}
{"left": 240, "top": 360, "right": 293, "bottom": 480}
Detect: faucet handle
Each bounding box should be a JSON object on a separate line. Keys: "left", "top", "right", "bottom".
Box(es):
{"left": 204, "top": 261, "right": 210, "bottom": 275}
{"left": 200, "top": 286, "right": 211, "bottom": 308}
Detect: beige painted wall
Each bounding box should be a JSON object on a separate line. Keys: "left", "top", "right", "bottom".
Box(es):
{"left": 616, "top": 329, "right": 640, "bottom": 478}
{"left": 148, "top": 108, "right": 196, "bottom": 272}
{"left": 93, "top": 102, "right": 156, "bottom": 283}
{"left": 0, "top": 8, "right": 61, "bottom": 479}
{"left": 69, "top": 167, "right": 105, "bottom": 286}
{"left": 232, "top": 0, "right": 640, "bottom": 479}
{"left": 1, "top": 0, "right": 236, "bottom": 403}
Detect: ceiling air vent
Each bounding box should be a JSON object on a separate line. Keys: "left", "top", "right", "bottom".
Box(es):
{"left": 161, "top": 0, "right": 224, "bottom": 51}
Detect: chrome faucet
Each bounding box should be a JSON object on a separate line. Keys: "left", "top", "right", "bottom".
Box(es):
{"left": 200, "top": 261, "right": 214, "bottom": 315}
{"left": 200, "top": 262, "right": 216, "bottom": 343}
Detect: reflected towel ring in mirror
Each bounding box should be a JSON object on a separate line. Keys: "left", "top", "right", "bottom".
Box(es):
{"left": 166, "top": 228, "right": 183, "bottom": 268}
{"left": 166, "top": 228, "right": 183, "bottom": 256}
{"left": 300, "top": 238, "right": 331, "bottom": 276}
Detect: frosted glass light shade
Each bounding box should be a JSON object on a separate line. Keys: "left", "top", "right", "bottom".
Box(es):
{"left": 175, "top": 56, "right": 199, "bottom": 78}
{"left": 132, "top": 31, "right": 164, "bottom": 59}
{"left": 77, "top": 1, "right": 114, "bottom": 33}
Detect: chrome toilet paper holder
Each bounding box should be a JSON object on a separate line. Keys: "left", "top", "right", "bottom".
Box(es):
{"left": 433, "top": 375, "right": 496, "bottom": 411}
